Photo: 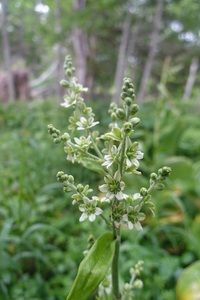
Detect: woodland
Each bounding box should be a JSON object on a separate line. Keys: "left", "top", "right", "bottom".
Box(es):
{"left": 0, "top": 0, "right": 200, "bottom": 299}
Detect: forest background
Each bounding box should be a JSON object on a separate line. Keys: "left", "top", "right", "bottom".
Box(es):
{"left": 0, "top": 0, "right": 200, "bottom": 299}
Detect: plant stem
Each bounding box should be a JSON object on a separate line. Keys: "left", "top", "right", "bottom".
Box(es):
{"left": 112, "top": 224, "right": 121, "bottom": 300}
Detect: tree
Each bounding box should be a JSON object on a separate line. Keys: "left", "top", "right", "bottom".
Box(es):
{"left": 137, "top": 0, "right": 164, "bottom": 104}
{"left": 0, "top": 0, "right": 15, "bottom": 102}
{"left": 112, "top": 12, "right": 132, "bottom": 104}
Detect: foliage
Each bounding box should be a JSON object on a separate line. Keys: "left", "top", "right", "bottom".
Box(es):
{"left": 0, "top": 92, "right": 200, "bottom": 298}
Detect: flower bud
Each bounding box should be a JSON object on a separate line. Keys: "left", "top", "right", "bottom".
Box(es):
{"left": 57, "top": 171, "right": 64, "bottom": 179}
{"left": 140, "top": 187, "right": 148, "bottom": 196}
{"left": 68, "top": 175, "right": 74, "bottom": 183}
{"left": 150, "top": 172, "right": 157, "bottom": 181}
{"left": 61, "top": 174, "right": 69, "bottom": 181}
{"left": 77, "top": 184, "right": 84, "bottom": 192}
{"left": 124, "top": 122, "right": 132, "bottom": 133}
{"left": 154, "top": 183, "right": 165, "bottom": 191}
{"left": 61, "top": 132, "right": 70, "bottom": 142}
{"left": 120, "top": 92, "right": 127, "bottom": 100}
{"left": 66, "top": 69, "right": 72, "bottom": 77}
{"left": 158, "top": 166, "right": 171, "bottom": 178}
{"left": 116, "top": 108, "right": 126, "bottom": 120}
{"left": 54, "top": 137, "right": 61, "bottom": 144}
{"left": 60, "top": 80, "right": 70, "bottom": 88}
{"left": 124, "top": 97, "right": 132, "bottom": 106}
{"left": 127, "top": 88, "right": 135, "bottom": 97}
{"left": 130, "top": 104, "right": 139, "bottom": 115}
{"left": 111, "top": 112, "right": 117, "bottom": 122}
{"left": 130, "top": 117, "right": 140, "bottom": 127}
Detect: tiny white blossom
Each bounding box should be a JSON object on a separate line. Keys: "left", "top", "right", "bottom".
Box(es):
{"left": 102, "top": 145, "right": 119, "bottom": 169}
{"left": 76, "top": 116, "right": 99, "bottom": 130}
{"left": 122, "top": 206, "right": 145, "bottom": 230}
{"left": 99, "top": 170, "right": 127, "bottom": 201}
{"left": 79, "top": 197, "right": 103, "bottom": 222}
{"left": 74, "top": 136, "right": 91, "bottom": 149}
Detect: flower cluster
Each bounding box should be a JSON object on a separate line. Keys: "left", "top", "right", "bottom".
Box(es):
{"left": 122, "top": 261, "right": 144, "bottom": 299}
{"left": 57, "top": 171, "right": 103, "bottom": 222}
{"left": 48, "top": 56, "right": 171, "bottom": 231}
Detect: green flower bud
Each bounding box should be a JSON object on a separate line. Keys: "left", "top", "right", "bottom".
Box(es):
{"left": 131, "top": 104, "right": 139, "bottom": 115}
{"left": 54, "top": 137, "right": 61, "bottom": 144}
{"left": 158, "top": 166, "right": 171, "bottom": 178}
{"left": 68, "top": 175, "right": 74, "bottom": 183}
{"left": 60, "top": 80, "right": 70, "bottom": 88}
{"left": 116, "top": 108, "right": 126, "bottom": 119}
{"left": 154, "top": 183, "right": 165, "bottom": 191}
{"left": 124, "top": 122, "right": 132, "bottom": 133}
{"left": 130, "top": 117, "right": 140, "bottom": 127}
{"left": 127, "top": 88, "right": 135, "bottom": 96}
{"left": 150, "top": 172, "right": 157, "bottom": 181}
{"left": 124, "top": 97, "right": 132, "bottom": 106}
{"left": 77, "top": 184, "right": 84, "bottom": 192}
{"left": 61, "top": 174, "right": 69, "bottom": 182}
{"left": 120, "top": 92, "right": 127, "bottom": 100}
{"left": 140, "top": 187, "right": 148, "bottom": 196}
{"left": 66, "top": 69, "right": 72, "bottom": 77}
{"left": 61, "top": 132, "right": 70, "bottom": 142}
{"left": 57, "top": 171, "right": 64, "bottom": 179}
{"left": 111, "top": 112, "right": 117, "bottom": 122}
{"left": 52, "top": 133, "right": 58, "bottom": 138}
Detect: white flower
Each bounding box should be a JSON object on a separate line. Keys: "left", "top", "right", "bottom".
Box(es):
{"left": 61, "top": 92, "right": 77, "bottom": 108}
{"left": 74, "top": 136, "right": 91, "bottom": 149}
{"left": 102, "top": 145, "right": 119, "bottom": 169}
{"left": 99, "top": 170, "right": 127, "bottom": 201}
{"left": 76, "top": 116, "right": 99, "bottom": 130}
{"left": 122, "top": 206, "right": 145, "bottom": 230}
{"left": 64, "top": 144, "right": 77, "bottom": 163}
{"left": 79, "top": 197, "right": 103, "bottom": 222}
{"left": 125, "top": 141, "right": 144, "bottom": 170}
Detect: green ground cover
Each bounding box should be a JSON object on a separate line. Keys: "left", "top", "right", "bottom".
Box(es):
{"left": 0, "top": 99, "right": 200, "bottom": 299}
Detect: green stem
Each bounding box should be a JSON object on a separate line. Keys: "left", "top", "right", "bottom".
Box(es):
{"left": 91, "top": 134, "right": 104, "bottom": 159}
{"left": 112, "top": 224, "right": 121, "bottom": 300}
{"left": 119, "top": 135, "right": 127, "bottom": 176}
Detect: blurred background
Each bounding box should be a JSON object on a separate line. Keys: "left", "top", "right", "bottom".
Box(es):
{"left": 0, "top": 0, "right": 200, "bottom": 299}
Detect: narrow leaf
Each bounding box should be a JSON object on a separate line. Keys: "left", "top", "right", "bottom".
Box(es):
{"left": 67, "top": 232, "right": 115, "bottom": 300}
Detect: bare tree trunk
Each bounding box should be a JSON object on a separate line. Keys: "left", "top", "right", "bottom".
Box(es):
{"left": 183, "top": 57, "right": 199, "bottom": 101}
{"left": 1, "top": 0, "right": 15, "bottom": 102}
{"left": 54, "top": 0, "right": 63, "bottom": 100}
{"left": 72, "top": 0, "right": 89, "bottom": 87}
{"left": 112, "top": 13, "right": 132, "bottom": 104}
{"left": 137, "top": 0, "right": 164, "bottom": 105}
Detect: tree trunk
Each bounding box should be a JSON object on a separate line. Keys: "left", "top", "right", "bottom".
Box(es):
{"left": 112, "top": 13, "right": 132, "bottom": 104}
{"left": 54, "top": 0, "right": 63, "bottom": 100}
{"left": 137, "top": 0, "right": 164, "bottom": 105}
{"left": 72, "top": 0, "right": 89, "bottom": 87}
{"left": 1, "top": 0, "right": 15, "bottom": 102}
{"left": 183, "top": 57, "right": 199, "bottom": 101}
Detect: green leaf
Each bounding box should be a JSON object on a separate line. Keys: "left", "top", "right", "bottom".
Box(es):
{"left": 80, "top": 156, "right": 104, "bottom": 173}
{"left": 66, "top": 232, "right": 115, "bottom": 300}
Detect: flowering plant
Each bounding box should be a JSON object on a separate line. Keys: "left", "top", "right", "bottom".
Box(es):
{"left": 48, "top": 56, "right": 171, "bottom": 300}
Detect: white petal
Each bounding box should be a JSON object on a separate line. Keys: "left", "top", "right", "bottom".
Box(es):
{"left": 137, "top": 151, "right": 144, "bottom": 159}
{"left": 128, "top": 221, "right": 134, "bottom": 230}
{"left": 114, "top": 170, "right": 121, "bottom": 181}
{"left": 101, "top": 197, "right": 110, "bottom": 203}
{"left": 95, "top": 207, "right": 103, "bottom": 215}
{"left": 89, "top": 214, "right": 96, "bottom": 222}
{"left": 116, "top": 191, "right": 124, "bottom": 200}
{"left": 99, "top": 184, "right": 108, "bottom": 192}
{"left": 133, "top": 193, "right": 142, "bottom": 200}
{"left": 79, "top": 212, "right": 88, "bottom": 222}
{"left": 135, "top": 221, "right": 143, "bottom": 230}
